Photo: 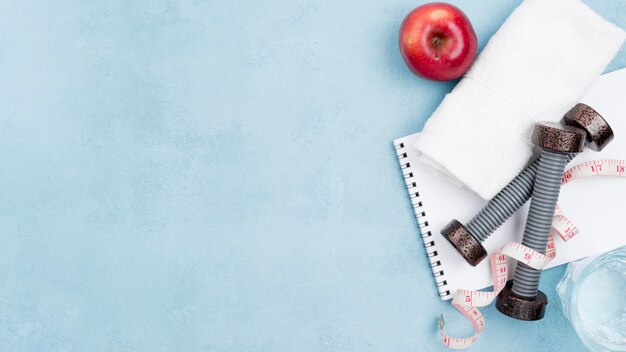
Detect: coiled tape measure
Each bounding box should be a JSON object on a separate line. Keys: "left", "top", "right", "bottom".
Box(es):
{"left": 438, "top": 159, "right": 626, "bottom": 349}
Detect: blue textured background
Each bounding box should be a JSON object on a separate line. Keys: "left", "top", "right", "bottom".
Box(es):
{"left": 0, "top": 0, "right": 624, "bottom": 350}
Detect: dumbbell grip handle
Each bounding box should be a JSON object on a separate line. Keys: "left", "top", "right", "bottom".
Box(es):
{"left": 466, "top": 153, "right": 576, "bottom": 243}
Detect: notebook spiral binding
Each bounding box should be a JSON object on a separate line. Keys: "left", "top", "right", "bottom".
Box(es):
{"left": 394, "top": 141, "right": 451, "bottom": 299}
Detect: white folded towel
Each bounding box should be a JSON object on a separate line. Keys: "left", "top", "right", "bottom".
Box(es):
{"left": 413, "top": 0, "right": 625, "bottom": 200}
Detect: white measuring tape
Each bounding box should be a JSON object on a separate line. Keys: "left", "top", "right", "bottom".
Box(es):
{"left": 438, "top": 159, "right": 626, "bottom": 349}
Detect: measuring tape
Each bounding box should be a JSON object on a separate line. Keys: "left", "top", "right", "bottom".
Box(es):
{"left": 553, "top": 159, "right": 625, "bottom": 241}
{"left": 438, "top": 159, "right": 626, "bottom": 349}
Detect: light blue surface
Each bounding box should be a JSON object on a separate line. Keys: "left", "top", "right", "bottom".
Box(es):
{"left": 0, "top": 0, "right": 624, "bottom": 350}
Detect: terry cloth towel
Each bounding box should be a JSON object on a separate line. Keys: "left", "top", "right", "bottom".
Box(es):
{"left": 412, "top": 0, "right": 625, "bottom": 200}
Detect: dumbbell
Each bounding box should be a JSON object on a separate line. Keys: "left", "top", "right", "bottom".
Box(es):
{"left": 441, "top": 104, "right": 613, "bottom": 266}
{"left": 495, "top": 122, "right": 586, "bottom": 320}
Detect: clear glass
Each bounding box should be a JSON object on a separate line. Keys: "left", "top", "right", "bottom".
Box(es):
{"left": 557, "top": 246, "right": 626, "bottom": 352}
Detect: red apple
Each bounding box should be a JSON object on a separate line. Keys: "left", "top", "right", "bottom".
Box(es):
{"left": 399, "top": 3, "right": 477, "bottom": 81}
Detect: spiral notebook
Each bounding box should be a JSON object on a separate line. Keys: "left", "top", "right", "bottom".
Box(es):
{"left": 394, "top": 68, "right": 626, "bottom": 300}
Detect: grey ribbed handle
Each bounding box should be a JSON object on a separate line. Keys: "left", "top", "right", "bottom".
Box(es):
{"left": 511, "top": 150, "right": 569, "bottom": 298}
{"left": 466, "top": 153, "right": 575, "bottom": 243}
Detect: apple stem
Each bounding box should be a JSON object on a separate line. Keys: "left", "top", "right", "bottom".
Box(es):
{"left": 433, "top": 37, "right": 440, "bottom": 61}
